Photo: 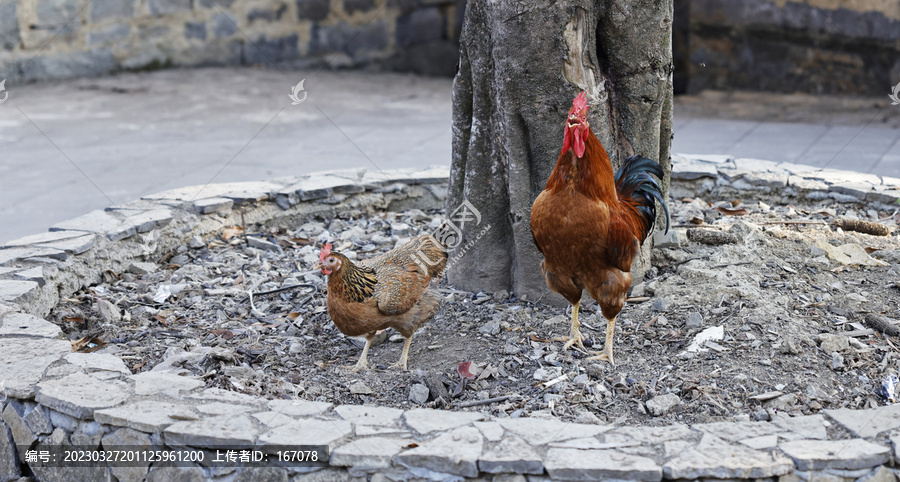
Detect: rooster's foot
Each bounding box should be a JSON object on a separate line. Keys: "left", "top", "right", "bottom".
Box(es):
{"left": 553, "top": 333, "right": 586, "bottom": 352}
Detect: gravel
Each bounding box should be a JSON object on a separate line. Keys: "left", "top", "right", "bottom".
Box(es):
{"left": 48, "top": 196, "right": 900, "bottom": 426}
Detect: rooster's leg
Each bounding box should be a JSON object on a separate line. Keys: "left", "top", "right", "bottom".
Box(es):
{"left": 553, "top": 300, "right": 585, "bottom": 351}
{"left": 344, "top": 334, "right": 374, "bottom": 372}
{"left": 587, "top": 316, "right": 616, "bottom": 366}
{"left": 388, "top": 336, "right": 413, "bottom": 371}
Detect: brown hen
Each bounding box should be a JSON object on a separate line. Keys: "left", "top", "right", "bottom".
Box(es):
{"left": 317, "top": 235, "right": 447, "bottom": 371}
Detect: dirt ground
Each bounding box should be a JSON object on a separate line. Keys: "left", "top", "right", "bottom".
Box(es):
{"left": 50, "top": 193, "right": 900, "bottom": 426}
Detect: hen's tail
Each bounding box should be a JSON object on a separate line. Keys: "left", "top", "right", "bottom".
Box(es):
{"left": 615, "top": 155, "right": 670, "bottom": 241}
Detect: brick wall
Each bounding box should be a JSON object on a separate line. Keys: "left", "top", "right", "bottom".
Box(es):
{"left": 678, "top": 0, "right": 900, "bottom": 95}
{"left": 0, "top": 0, "right": 464, "bottom": 82}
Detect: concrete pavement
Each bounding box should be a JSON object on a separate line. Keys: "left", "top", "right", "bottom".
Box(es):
{"left": 1, "top": 67, "right": 899, "bottom": 242}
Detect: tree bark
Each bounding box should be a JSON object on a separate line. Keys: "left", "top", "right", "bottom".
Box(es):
{"left": 447, "top": 0, "right": 674, "bottom": 302}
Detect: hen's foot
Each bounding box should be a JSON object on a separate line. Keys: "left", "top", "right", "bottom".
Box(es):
{"left": 586, "top": 347, "right": 615, "bottom": 366}
{"left": 388, "top": 359, "right": 408, "bottom": 371}
{"left": 341, "top": 360, "right": 368, "bottom": 372}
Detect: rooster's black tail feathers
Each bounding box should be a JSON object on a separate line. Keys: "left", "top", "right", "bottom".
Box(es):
{"left": 614, "top": 155, "right": 671, "bottom": 241}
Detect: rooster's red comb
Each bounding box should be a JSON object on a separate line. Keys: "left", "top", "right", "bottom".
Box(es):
{"left": 318, "top": 243, "right": 332, "bottom": 263}
{"left": 572, "top": 91, "right": 588, "bottom": 112}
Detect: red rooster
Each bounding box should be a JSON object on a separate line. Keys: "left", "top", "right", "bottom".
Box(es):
{"left": 530, "top": 92, "right": 669, "bottom": 365}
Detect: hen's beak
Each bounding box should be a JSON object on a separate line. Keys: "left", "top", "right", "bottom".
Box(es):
{"left": 314, "top": 263, "right": 323, "bottom": 270}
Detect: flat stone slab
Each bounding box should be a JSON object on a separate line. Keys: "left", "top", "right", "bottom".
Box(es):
{"left": 258, "top": 419, "right": 352, "bottom": 451}
{"left": 164, "top": 415, "right": 257, "bottom": 448}
{"left": 825, "top": 405, "right": 900, "bottom": 438}
{"left": 186, "top": 387, "right": 264, "bottom": 405}
{"left": 0, "top": 247, "right": 67, "bottom": 266}
{"left": 14, "top": 267, "right": 46, "bottom": 286}
{"left": 779, "top": 439, "right": 890, "bottom": 470}
{"left": 64, "top": 352, "right": 130, "bottom": 374}
{"left": 129, "top": 372, "right": 204, "bottom": 396}
{"left": 498, "top": 418, "right": 609, "bottom": 445}
{"left": 50, "top": 209, "right": 140, "bottom": 241}
{"left": 266, "top": 399, "right": 333, "bottom": 417}
{"left": 1, "top": 230, "right": 90, "bottom": 247}
{"left": 663, "top": 434, "right": 793, "bottom": 479}
{"left": 196, "top": 402, "right": 254, "bottom": 416}
{"left": 330, "top": 436, "right": 413, "bottom": 470}
{"left": 251, "top": 411, "right": 294, "bottom": 428}
{"left": 0, "top": 312, "right": 62, "bottom": 338}
{"left": 0, "top": 280, "right": 39, "bottom": 303}
{"left": 544, "top": 448, "right": 661, "bottom": 481}
{"left": 395, "top": 426, "right": 483, "bottom": 478}
{"left": 478, "top": 435, "right": 543, "bottom": 475}
{"left": 35, "top": 234, "right": 96, "bottom": 254}
{"left": 142, "top": 181, "right": 286, "bottom": 204}
{"left": 403, "top": 408, "right": 484, "bottom": 434}
{"left": 334, "top": 404, "right": 403, "bottom": 426}
{"left": 693, "top": 420, "right": 785, "bottom": 443}
{"left": 0, "top": 337, "right": 73, "bottom": 398}
{"left": 473, "top": 421, "right": 504, "bottom": 442}
{"left": 191, "top": 197, "right": 233, "bottom": 214}
{"left": 772, "top": 414, "right": 828, "bottom": 440}
{"left": 35, "top": 373, "right": 130, "bottom": 419}
{"left": 96, "top": 401, "right": 199, "bottom": 433}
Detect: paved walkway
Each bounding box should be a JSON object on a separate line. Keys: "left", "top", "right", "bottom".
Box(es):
{"left": 1, "top": 67, "right": 898, "bottom": 242}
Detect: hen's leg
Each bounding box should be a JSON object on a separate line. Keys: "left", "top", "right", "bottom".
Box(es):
{"left": 587, "top": 315, "right": 616, "bottom": 365}
{"left": 553, "top": 300, "right": 585, "bottom": 351}
{"left": 344, "top": 334, "right": 374, "bottom": 372}
{"left": 388, "top": 336, "right": 413, "bottom": 371}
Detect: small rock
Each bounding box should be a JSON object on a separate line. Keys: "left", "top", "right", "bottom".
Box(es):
{"left": 645, "top": 394, "right": 681, "bottom": 417}
{"left": 492, "top": 290, "right": 510, "bottom": 301}
{"left": 656, "top": 315, "right": 668, "bottom": 326}
{"left": 781, "top": 339, "right": 802, "bottom": 355}
{"left": 503, "top": 343, "right": 520, "bottom": 355}
{"left": 651, "top": 297, "right": 669, "bottom": 312}
{"left": 188, "top": 236, "right": 205, "bottom": 249}
{"left": 542, "top": 314, "right": 568, "bottom": 326}
{"left": 170, "top": 254, "right": 189, "bottom": 266}
{"left": 817, "top": 334, "right": 849, "bottom": 353}
{"left": 752, "top": 409, "right": 769, "bottom": 421}
{"left": 127, "top": 262, "right": 157, "bottom": 276}
{"left": 289, "top": 342, "right": 303, "bottom": 354}
{"left": 685, "top": 312, "right": 703, "bottom": 329}
{"left": 97, "top": 300, "right": 121, "bottom": 324}
{"left": 479, "top": 320, "right": 501, "bottom": 336}
{"left": 831, "top": 353, "right": 844, "bottom": 370}
{"left": 687, "top": 228, "right": 740, "bottom": 245}
{"left": 390, "top": 223, "right": 411, "bottom": 236}
{"left": 349, "top": 382, "right": 373, "bottom": 395}
{"left": 408, "top": 384, "right": 429, "bottom": 405}
{"left": 248, "top": 237, "right": 280, "bottom": 252}
{"left": 573, "top": 374, "right": 589, "bottom": 385}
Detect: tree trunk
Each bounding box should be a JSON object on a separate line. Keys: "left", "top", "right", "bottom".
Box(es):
{"left": 447, "top": 0, "right": 674, "bottom": 302}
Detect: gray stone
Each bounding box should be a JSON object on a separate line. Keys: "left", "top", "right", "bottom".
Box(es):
{"left": 147, "top": 466, "right": 207, "bottom": 482}
{"left": 663, "top": 433, "right": 793, "bottom": 479}
{"left": 0, "top": 280, "right": 38, "bottom": 303}
{"left": 403, "top": 408, "right": 484, "bottom": 434}
{"left": 297, "top": 0, "right": 330, "bottom": 21}
{"left": 251, "top": 411, "right": 294, "bottom": 428}
{"left": 2, "top": 230, "right": 87, "bottom": 247}
{"left": 128, "top": 261, "right": 158, "bottom": 275}
{"left": 0, "top": 337, "right": 71, "bottom": 398}
{"left": 51, "top": 209, "right": 138, "bottom": 241}
{"left": 479, "top": 320, "right": 501, "bottom": 335}
{"left": 671, "top": 159, "right": 719, "bottom": 180}
{"left": 739, "top": 434, "right": 778, "bottom": 450}
{"left": 148, "top": 0, "right": 190, "bottom": 14}
{"left": 2, "top": 401, "right": 36, "bottom": 446}
{"left": 143, "top": 181, "right": 283, "bottom": 204}
{"left": 275, "top": 175, "right": 364, "bottom": 208}
{"left": 113, "top": 208, "right": 173, "bottom": 233}
{"left": 65, "top": 352, "right": 130, "bottom": 374}
{"left": 473, "top": 421, "right": 505, "bottom": 442}
{"left": 331, "top": 436, "right": 413, "bottom": 470}
{"left": 685, "top": 312, "right": 703, "bottom": 329}
{"left": 14, "top": 267, "right": 46, "bottom": 286}
{"left": 0, "top": 312, "right": 62, "bottom": 338}
{"left": 395, "top": 426, "right": 483, "bottom": 478}
{"left": 35, "top": 0, "right": 79, "bottom": 33}
{"left": 24, "top": 405, "right": 53, "bottom": 436}
{"left": 773, "top": 414, "right": 827, "bottom": 440}
{"left": 825, "top": 405, "right": 900, "bottom": 438}
{"left": 779, "top": 439, "right": 890, "bottom": 470}
{"left": 35, "top": 373, "right": 129, "bottom": 418}
{"left": 248, "top": 236, "right": 280, "bottom": 252}
{"left": 396, "top": 7, "right": 443, "bottom": 46}
{"left": 478, "top": 435, "right": 543, "bottom": 475}
{"left": 96, "top": 401, "right": 198, "bottom": 433}
{"left": 90, "top": 0, "right": 134, "bottom": 21}
{"left": 258, "top": 419, "right": 352, "bottom": 450}
{"left": 645, "top": 394, "right": 681, "bottom": 417}
{"left": 21, "top": 50, "right": 117, "bottom": 81}
{"left": 0, "top": 423, "right": 20, "bottom": 480}
{"left": 742, "top": 170, "right": 789, "bottom": 188}
{"left": 165, "top": 414, "right": 257, "bottom": 447}
{"left": 102, "top": 427, "right": 152, "bottom": 482}
{"left": 87, "top": 24, "right": 131, "bottom": 46}
{"left": 243, "top": 34, "right": 299, "bottom": 65}
{"left": 212, "top": 13, "right": 239, "bottom": 38}
{"left": 184, "top": 21, "right": 206, "bottom": 41}
{"left": 192, "top": 197, "right": 233, "bottom": 214}
{"left": 129, "top": 371, "right": 204, "bottom": 396}
{"left": 97, "top": 299, "right": 122, "bottom": 323}
{"left": 334, "top": 404, "right": 403, "bottom": 426}
{"left": 544, "top": 448, "right": 661, "bottom": 480}
{"left": 0, "top": 246, "right": 66, "bottom": 265}
{"left": 187, "top": 387, "right": 263, "bottom": 405}
{"left": 408, "top": 384, "right": 429, "bottom": 404}
{"left": 858, "top": 466, "right": 897, "bottom": 482}
{"left": 266, "top": 399, "right": 332, "bottom": 417}
{"left": 830, "top": 182, "right": 874, "bottom": 200}
{"left": 38, "top": 234, "right": 96, "bottom": 254}
{"left": 0, "top": 1, "right": 19, "bottom": 50}
{"left": 498, "top": 418, "right": 609, "bottom": 445}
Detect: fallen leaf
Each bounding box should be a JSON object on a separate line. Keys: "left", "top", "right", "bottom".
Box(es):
{"left": 716, "top": 206, "right": 750, "bottom": 216}
{"left": 152, "top": 315, "right": 169, "bottom": 325}
{"left": 458, "top": 361, "right": 475, "bottom": 380}
{"left": 286, "top": 312, "right": 301, "bottom": 320}
{"left": 64, "top": 317, "right": 85, "bottom": 324}
{"left": 731, "top": 199, "right": 742, "bottom": 207}
{"left": 530, "top": 334, "right": 552, "bottom": 343}
{"left": 71, "top": 336, "right": 106, "bottom": 353}
{"left": 689, "top": 217, "right": 704, "bottom": 225}
{"left": 222, "top": 226, "right": 244, "bottom": 241}
{"left": 210, "top": 329, "right": 234, "bottom": 340}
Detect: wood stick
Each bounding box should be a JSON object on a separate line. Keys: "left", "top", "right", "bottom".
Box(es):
{"left": 456, "top": 395, "right": 512, "bottom": 408}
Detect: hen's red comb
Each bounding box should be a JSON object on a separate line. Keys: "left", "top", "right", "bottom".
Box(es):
{"left": 572, "top": 91, "right": 588, "bottom": 112}
{"left": 318, "top": 243, "right": 332, "bottom": 263}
